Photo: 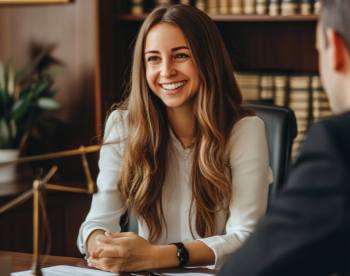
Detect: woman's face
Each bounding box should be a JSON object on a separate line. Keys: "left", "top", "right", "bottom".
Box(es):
{"left": 144, "top": 23, "right": 200, "bottom": 112}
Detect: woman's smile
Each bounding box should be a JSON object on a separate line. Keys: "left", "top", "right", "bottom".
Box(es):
{"left": 159, "top": 80, "right": 187, "bottom": 94}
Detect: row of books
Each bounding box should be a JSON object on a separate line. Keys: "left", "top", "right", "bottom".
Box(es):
{"left": 130, "top": 0, "right": 321, "bottom": 16}
{"left": 235, "top": 72, "right": 331, "bottom": 159}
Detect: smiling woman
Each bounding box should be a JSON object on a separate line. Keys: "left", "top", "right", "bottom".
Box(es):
{"left": 77, "top": 4, "right": 273, "bottom": 274}
{"left": 145, "top": 23, "right": 200, "bottom": 114}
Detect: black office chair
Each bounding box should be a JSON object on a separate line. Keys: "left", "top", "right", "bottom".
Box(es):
{"left": 244, "top": 103, "right": 297, "bottom": 203}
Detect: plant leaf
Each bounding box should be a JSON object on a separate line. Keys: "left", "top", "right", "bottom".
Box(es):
{"left": 15, "top": 49, "right": 49, "bottom": 84}
{"left": 7, "top": 65, "right": 15, "bottom": 96}
{"left": 37, "top": 98, "right": 60, "bottom": 110}
{"left": 0, "top": 118, "right": 10, "bottom": 148}
{"left": 9, "top": 119, "right": 17, "bottom": 140}
{"left": 0, "top": 63, "right": 5, "bottom": 91}
{"left": 10, "top": 98, "right": 32, "bottom": 121}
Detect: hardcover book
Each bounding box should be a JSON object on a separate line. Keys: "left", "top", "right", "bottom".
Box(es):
{"left": 288, "top": 75, "right": 312, "bottom": 159}
{"left": 243, "top": 0, "right": 256, "bottom": 14}
{"left": 195, "top": 0, "right": 207, "bottom": 11}
{"left": 256, "top": 0, "right": 268, "bottom": 14}
{"left": 274, "top": 75, "right": 288, "bottom": 106}
{"left": 281, "top": 0, "right": 298, "bottom": 15}
{"left": 231, "top": 0, "right": 244, "bottom": 14}
{"left": 208, "top": 0, "right": 218, "bottom": 14}
{"left": 269, "top": 0, "right": 280, "bottom": 15}
{"left": 219, "top": 0, "right": 230, "bottom": 14}
{"left": 312, "top": 75, "right": 332, "bottom": 121}
{"left": 300, "top": 0, "right": 313, "bottom": 15}
{"left": 131, "top": 0, "right": 144, "bottom": 15}
{"left": 259, "top": 74, "right": 274, "bottom": 103}
{"left": 235, "top": 72, "right": 260, "bottom": 102}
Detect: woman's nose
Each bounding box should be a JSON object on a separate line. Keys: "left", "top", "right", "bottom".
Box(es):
{"left": 160, "top": 60, "right": 176, "bottom": 78}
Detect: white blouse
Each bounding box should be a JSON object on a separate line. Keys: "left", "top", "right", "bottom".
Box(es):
{"left": 77, "top": 110, "right": 272, "bottom": 268}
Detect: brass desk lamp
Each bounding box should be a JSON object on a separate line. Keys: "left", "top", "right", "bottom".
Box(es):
{"left": 0, "top": 145, "right": 100, "bottom": 275}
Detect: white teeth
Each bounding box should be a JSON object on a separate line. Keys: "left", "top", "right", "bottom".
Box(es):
{"left": 161, "top": 81, "right": 186, "bottom": 91}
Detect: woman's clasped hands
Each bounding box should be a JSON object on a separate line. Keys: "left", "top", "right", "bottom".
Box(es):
{"left": 87, "top": 232, "right": 160, "bottom": 273}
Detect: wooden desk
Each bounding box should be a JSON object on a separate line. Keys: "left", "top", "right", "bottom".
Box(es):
{"left": 0, "top": 251, "right": 216, "bottom": 275}
{"left": 0, "top": 250, "right": 87, "bottom": 272}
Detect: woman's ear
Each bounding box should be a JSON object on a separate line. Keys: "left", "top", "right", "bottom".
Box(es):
{"left": 327, "top": 29, "right": 346, "bottom": 71}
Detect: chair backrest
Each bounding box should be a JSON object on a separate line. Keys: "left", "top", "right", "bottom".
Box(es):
{"left": 244, "top": 104, "right": 297, "bottom": 199}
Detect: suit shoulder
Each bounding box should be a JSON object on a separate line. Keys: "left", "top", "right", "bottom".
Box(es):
{"left": 302, "top": 112, "right": 350, "bottom": 164}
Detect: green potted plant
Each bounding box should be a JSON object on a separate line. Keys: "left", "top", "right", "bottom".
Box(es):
{"left": 0, "top": 49, "right": 60, "bottom": 183}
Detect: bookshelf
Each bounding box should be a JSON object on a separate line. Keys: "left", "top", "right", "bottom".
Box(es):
{"left": 116, "top": 14, "right": 318, "bottom": 22}
{"left": 96, "top": 1, "right": 318, "bottom": 113}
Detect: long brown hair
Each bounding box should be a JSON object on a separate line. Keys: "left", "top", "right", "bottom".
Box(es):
{"left": 117, "top": 4, "right": 250, "bottom": 242}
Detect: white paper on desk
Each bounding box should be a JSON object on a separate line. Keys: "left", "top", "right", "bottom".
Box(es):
{"left": 150, "top": 268, "right": 215, "bottom": 276}
{"left": 157, "top": 273, "right": 213, "bottom": 276}
{"left": 11, "top": 265, "right": 117, "bottom": 276}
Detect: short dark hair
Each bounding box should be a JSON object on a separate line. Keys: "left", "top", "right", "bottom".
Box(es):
{"left": 321, "top": 0, "right": 350, "bottom": 52}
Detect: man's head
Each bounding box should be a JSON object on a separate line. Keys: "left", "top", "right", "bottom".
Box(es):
{"left": 317, "top": 0, "right": 350, "bottom": 113}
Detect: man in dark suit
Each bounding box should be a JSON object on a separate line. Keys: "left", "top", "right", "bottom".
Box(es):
{"left": 219, "top": 0, "right": 350, "bottom": 275}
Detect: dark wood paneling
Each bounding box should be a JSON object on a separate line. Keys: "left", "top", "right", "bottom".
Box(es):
{"left": 218, "top": 21, "right": 318, "bottom": 72}
{"left": 0, "top": 0, "right": 98, "bottom": 257}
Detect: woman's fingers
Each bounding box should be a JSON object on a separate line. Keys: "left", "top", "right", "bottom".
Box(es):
{"left": 87, "top": 256, "right": 127, "bottom": 273}
{"left": 88, "top": 233, "right": 152, "bottom": 272}
{"left": 105, "top": 231, "right": 135, "bottom": 238}
{"left": 90, "top": 247, "right": 103, "bottom": 258}
{"left": 93, "top": 238, "right": 128, "bottom": 258}
{"left": 97, "top": 243, "right": 128, "bottom": 258}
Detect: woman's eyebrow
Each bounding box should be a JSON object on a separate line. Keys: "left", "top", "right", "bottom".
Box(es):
{"left": 172, "top": 46, "right": 189, "bottom": 51}
{"left": 144, "top": 46, "right": 189, "bottom": 54}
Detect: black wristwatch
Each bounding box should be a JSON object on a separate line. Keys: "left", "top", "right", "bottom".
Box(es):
{"left": 171, "top": 242, "right": 189, "bottom": 267}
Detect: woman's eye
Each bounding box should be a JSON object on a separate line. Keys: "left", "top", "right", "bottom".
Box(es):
{"left": 147, "top": 56, "right": 160, "bottom": 62}
{"left": 174, "top": 53, "right": 189, "bottom": 59}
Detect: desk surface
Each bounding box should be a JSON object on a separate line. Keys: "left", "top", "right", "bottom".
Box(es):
{"left": 0, "top": 250, "right": 87, "bottom": 272}
{"left": 0, "top": 251, "right": 216, "bottom": 275}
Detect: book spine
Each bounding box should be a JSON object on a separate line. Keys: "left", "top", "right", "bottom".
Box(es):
{"left": 156, "top": 0, "right": 171, "bottom": 6}
{"left": 300, "top": 0, "right": 313, "bottom": 15}
{"left": 259, "top": 74, "right": 275, "bottom": 104}
{"left": 281, "top": 0, "right": 298, "bottom": 15}
{"left": 230, "top": 0, "right": 244, "bottom": 14}
{"left": 235, "top": 72, "right": 260, "bottom": 102}
{"left": 269, "top": 0, "right": 280, "bottom": 15}
{"left": 274, "top": 75, "right": 288, "bottom": 106}
{"left": 243, "top": 0, "right": 256, "bottom": 14}
{"left": 208, "top": 0, "right": 219, "bottom": 14}
{"left": 195, "top": 0, "right": 207, "bottom": 12}
{"left": 131, "top": 0, "right": 144, "bottom": 15}
{"left": 288, "top": 74, "right": 312, "bottom": 159}
{"left": 314, "top": 0, "right": 321, "bottom": 14}
{"left": 256, "top": 0, "right": 268, "bottom": 15}
{"left": 311, "top": 75, "right": 332, "bottom": 122}
{"left": 219, "top": 0, "right": 230, "bottom": 14}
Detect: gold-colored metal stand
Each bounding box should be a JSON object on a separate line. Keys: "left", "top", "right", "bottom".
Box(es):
{"left": 0, "top": 145, "right": 100, "bottom": 275}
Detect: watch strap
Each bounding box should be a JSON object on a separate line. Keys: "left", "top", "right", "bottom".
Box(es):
{"left": 171, "top": 242, "right": 189, "bottom": 267}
